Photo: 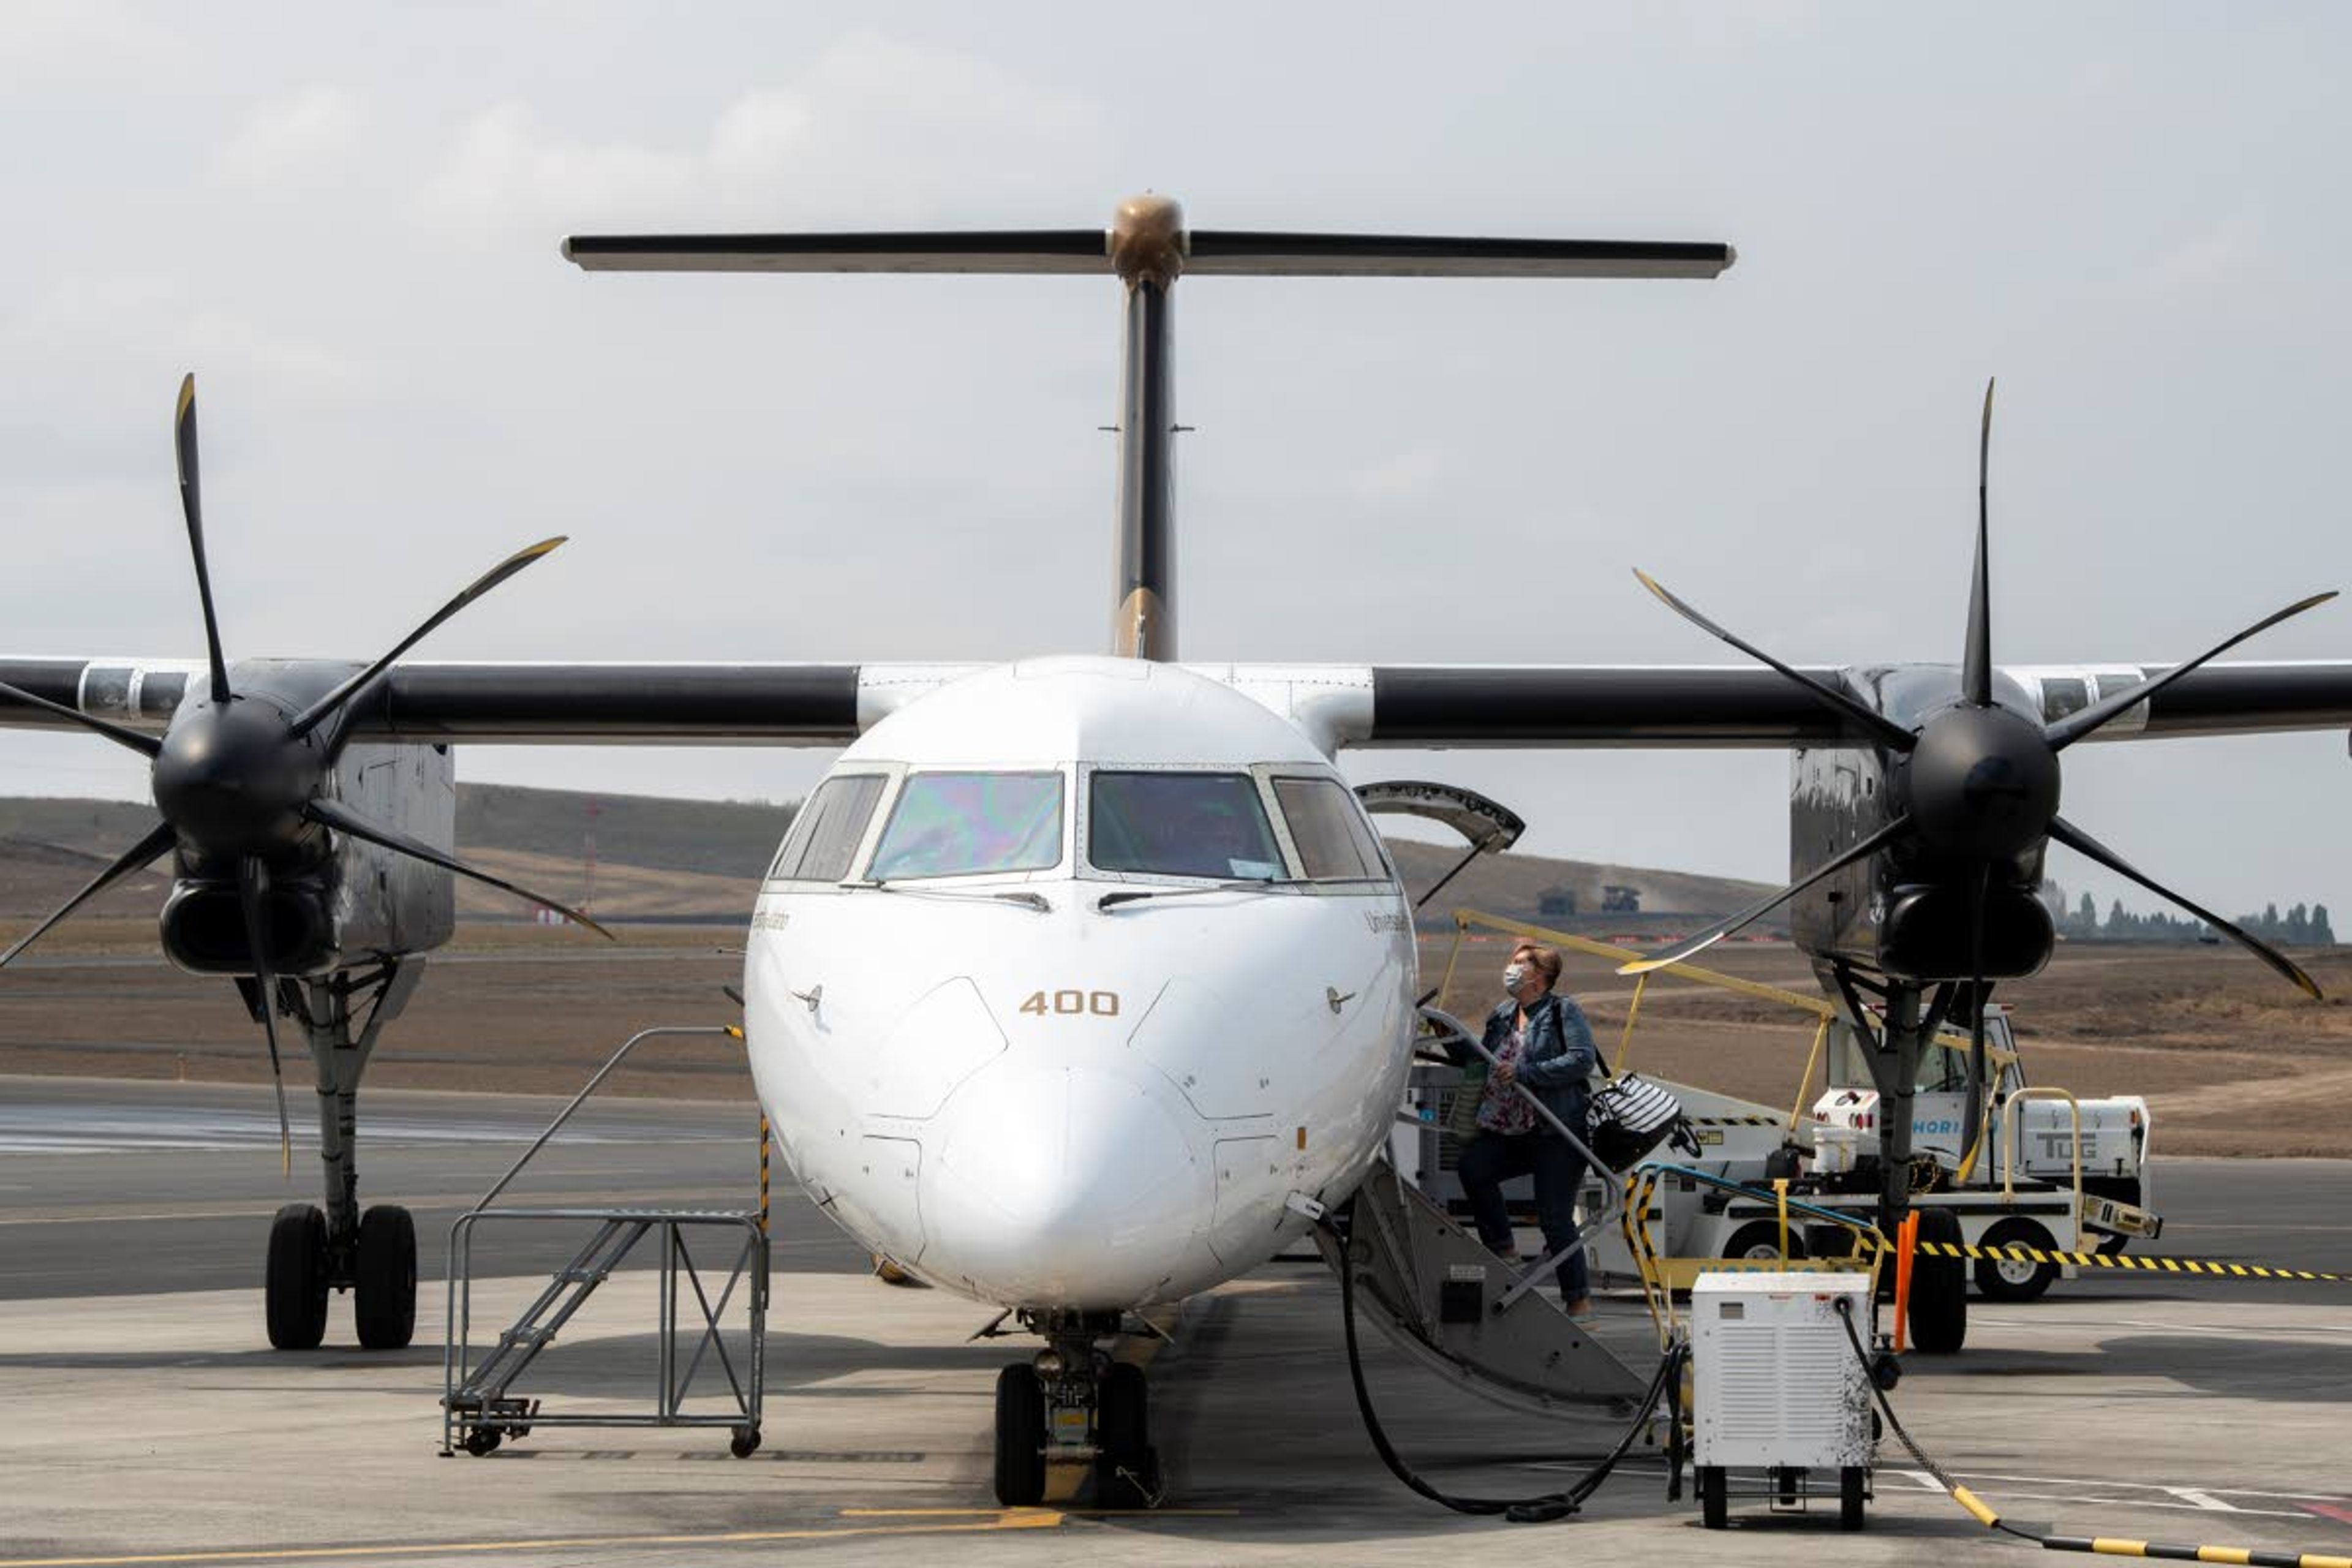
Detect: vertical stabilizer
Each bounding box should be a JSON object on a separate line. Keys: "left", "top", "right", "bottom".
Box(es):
{"left": 1109, "top": 196, "right": 1185, "bottom": 660}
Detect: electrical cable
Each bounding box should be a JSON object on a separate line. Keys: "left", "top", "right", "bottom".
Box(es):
{"left": 1324, "top": 1199, "right": 1685, "bottom": 1524}
{"left": 1831, "top": 1297, "right": 2352, "bottom": 1568}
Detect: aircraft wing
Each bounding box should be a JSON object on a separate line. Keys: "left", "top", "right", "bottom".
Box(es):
{"left": 6, "top": 656, "right": 2349, "bottom": 749}
{"left": 1346, "top": 661, "right": 2352, "bottom": 747}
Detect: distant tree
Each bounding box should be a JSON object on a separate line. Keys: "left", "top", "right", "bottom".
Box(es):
{"left": 2109, "top": 899, "right": 2128, "bottom": 937}
{"left": 2315, "top": 903, "right": 2337, "bottom": 946}
{"left": 2264, "top": 902, "right": 2282, "bottom": 933}
{"left": 2076, "top": 891, "right": 2098, "bottom": 938}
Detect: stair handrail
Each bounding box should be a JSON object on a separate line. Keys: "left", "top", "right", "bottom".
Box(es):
{"left": 1419, "top": 1004, "right": 1623, "bottom": 1310}
{"left": 472, "top": 1024, "right": 745, "bottom": 1213}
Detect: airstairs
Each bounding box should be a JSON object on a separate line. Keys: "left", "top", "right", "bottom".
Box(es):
{"left": 1310, "top": 998, "right": 1659, "bottom": 1419}
{"left": 1315, "top": 1156, "right": 1652, "bottom": 1419}
{"left": 442, "top": 1025, "right": 769, "bottom": 1458}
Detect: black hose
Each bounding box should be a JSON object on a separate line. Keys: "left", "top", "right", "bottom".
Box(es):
{"left": 1324, "top": 1199, "right": 1684, "bottom": 1523}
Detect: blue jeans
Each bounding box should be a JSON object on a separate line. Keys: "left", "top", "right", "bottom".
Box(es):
{"left": 1458, "top": 1131, "right": 1591, "bottom": 1302}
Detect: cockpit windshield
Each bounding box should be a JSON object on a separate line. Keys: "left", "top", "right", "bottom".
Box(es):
{"left": 1089, "top": 771, "right": 1286, "bottom": 880}
{"left": 867, "top": 771, "right": 1065, "bottom": 881}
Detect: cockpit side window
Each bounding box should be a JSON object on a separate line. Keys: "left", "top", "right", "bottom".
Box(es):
{"left": 769, "top": 774, "right": 886, "bottom": 882}
{"left": 1089, "top": 772, "right": 1286, "bottom": 881}
{"left": 867, "top": 771, "right": 1065, "bottom": 881}
{"left": 1273, "top": 777, "right": 1390, "bottom": 881}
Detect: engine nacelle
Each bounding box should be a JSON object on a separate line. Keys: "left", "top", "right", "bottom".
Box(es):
{"left": 1789, "top": 743, "right": 2056, "bottom": 984}
{"left": 160, "top": 740, "right": 458, "bottom": 976}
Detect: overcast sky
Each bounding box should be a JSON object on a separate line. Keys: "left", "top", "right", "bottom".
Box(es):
{"left": 4, "top": 3, "right": 2348, "bottom": 926}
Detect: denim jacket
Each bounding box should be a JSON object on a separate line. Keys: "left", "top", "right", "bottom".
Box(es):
{"left": 1449, "top": 992, "right": 1599, "bottom": 1137}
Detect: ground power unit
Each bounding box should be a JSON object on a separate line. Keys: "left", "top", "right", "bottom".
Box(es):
{"left": 1691, "top": 1270, "right": 1875, "bottom": 1531}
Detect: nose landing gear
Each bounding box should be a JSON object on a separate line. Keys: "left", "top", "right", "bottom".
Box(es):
{"left": 990, "top": 1310, "right": 1164, "bottom": 1509}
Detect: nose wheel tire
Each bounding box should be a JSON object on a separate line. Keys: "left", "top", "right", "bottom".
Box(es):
{"left": 1093, "top": 1361, "right": 1159, "bottom": 1507}
{"left": 992, "top": 1363, "right": 1047, "bottom": 1507}
{"left": 354, "top": 1204, "right": 418, "bottom": 1349}
{"left": 265, "top": 1202, "right": 330, "bottom": 1351}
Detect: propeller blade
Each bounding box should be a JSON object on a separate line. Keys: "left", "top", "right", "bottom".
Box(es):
{"left": 174, "top": 374, "right": 233, "bottom": 704}
{"left": 285, "top": 537, "right": 569, "bottom": 745}
{"left": 1621, "top": 813, "right": 1914, "bottom": 974}
{"left": 1632, "top": 570, "right": 1918, "bottom": 752}
{"left": 237, "top": 855, "right": 293, "bottom": 1178}
{"left": 0, "top": 818, "right": 177, "bottom": 971}
{"left": 303, "top": 797, "right": 615, "bottom": 940}
{"left": 0, "top": 679, "right": 160, "bottom": 760}
{"left": 2043, "top": 589, "right": 2339, "bottom": 752}
{"left": 2048, "top": 815, "right": 2321, "bottom": 1000}
{"left": 1963, "top": 378, "right": 1994, "bottom": 706}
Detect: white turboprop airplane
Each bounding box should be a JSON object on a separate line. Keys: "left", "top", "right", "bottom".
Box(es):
{"left": 4, "top": 194, "right": 2350, "bottom": 1508}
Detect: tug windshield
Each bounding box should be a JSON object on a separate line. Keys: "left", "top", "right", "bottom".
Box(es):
{"left": 1089, "top": 772, "right": 1285, "bottom": 880}
{"left": 867, "top": 771, "right": 1065, "bottom": 880}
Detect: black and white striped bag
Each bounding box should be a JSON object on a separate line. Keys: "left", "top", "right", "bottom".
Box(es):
{"left": 1587, "top": 1068, "right": 1698, "bottom": 1172}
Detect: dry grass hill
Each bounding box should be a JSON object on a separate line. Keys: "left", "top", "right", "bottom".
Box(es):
{"left": 0, "top": 786, "right": 1776, "bottom": 929}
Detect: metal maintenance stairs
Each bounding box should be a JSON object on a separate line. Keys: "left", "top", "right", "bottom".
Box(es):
{"left": 441, "top": 1025, "right": 769, "bottom": 1458}
{"left": 1315, "top": 1157, "right": 1653, "bottom": 1419}
{"left": 448, "top": 1215, "right": 653, "bottom": 1417}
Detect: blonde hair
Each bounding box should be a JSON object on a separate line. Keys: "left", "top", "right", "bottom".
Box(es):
{"left": 1511, "top": 942, "right": 1562, "bottom": 990}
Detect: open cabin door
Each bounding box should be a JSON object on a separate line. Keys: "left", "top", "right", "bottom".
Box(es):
{"left": 1353, "top": 780, "right": 1525, "bottom": 910}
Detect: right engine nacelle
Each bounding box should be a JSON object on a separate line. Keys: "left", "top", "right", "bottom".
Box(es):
{"left": 160, "top": 741, "right": 458, "bottom": 976}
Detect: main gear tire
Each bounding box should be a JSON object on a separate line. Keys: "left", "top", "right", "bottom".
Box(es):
{"left": 1907, "top": 1208, "right": 1969, "bottom": 1354}
{"left": 266, "top": 1203, "right": 331, "bottom": 1351}
{"left": 354, "top": 1204, "right": 418, "bottom": 1350}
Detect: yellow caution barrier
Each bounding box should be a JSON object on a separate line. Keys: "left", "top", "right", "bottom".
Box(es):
{"left": 1893, "top": 1238, "right": 2350, "bottom": 1284}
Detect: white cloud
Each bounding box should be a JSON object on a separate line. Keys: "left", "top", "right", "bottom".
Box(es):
{"left": 2143, "top": 212, "right": 2263, "bottom": 298}
{"left": 0, "top": 0, "right": 181, "bottom": 85}
{"left": 415, "top": 30, "right": 1104, "bottom": 233}
{"left": 418, "top": 102, "right": 696, "bottom": 226}
{"left": 214, "top": 86, "right": 371, "bottom": 184}
{"left": 1348, "top": 443, "right": 1453, "bottom": 505}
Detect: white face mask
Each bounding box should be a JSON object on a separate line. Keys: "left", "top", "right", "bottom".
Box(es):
{"left": 1502, "top": 963, "right": 1529, "bottom": 992}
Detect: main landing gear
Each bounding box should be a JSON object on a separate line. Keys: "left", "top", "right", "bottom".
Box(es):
{"left": 1823, "top": 963, "right": 1969, "bottom": 1355}
{"left": 991, "top": 1310, "right": 1163, "bottom": 1509}
{"left": 257, "top": 961, "right": 424, "bottom": 1351}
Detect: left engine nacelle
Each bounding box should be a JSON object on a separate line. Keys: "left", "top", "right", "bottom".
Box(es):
{"left": 159, "top": 740, "right": 458, "bottom": 976}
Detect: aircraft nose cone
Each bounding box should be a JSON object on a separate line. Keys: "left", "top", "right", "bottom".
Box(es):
{"left": 927, "top": 1063, "right": 1210, "bottom": 1307}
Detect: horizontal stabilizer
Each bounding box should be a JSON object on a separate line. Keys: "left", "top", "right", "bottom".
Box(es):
{"left": 562, "top": 230, "right": 1109, "bottom": 274}
{"left": 562, "top": 228, "right": 1735, "bottom": 281}
{"left": 1185, "top": 231, "right": 1733, "bottom": 279}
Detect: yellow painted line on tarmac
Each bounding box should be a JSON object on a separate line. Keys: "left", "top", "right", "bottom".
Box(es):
{"left": 0, "top": 1513, "right": 1065, "bottom": 1568}
{"left": 840, "top": 1507, "right": 1242, "bottom": 1518}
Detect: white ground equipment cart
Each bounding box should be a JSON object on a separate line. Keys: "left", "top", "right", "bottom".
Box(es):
{"left": 1691, "top": 1270, "right": 1876, "bottom": 1531}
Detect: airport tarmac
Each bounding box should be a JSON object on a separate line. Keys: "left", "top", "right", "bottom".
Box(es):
{"left": 2, "top": 1077, "right": 2348, "bottom": 1567}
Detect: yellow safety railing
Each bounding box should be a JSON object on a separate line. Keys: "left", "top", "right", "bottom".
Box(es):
{"left": 1618, "top": 1163, "right": 1887, "bottom": 1349}
{"left": 1999, "top": 1086, "right": 2087, "bottom": 1246}
{"left": 1436, "top": 909, "right": 2022, "bottom": 1118}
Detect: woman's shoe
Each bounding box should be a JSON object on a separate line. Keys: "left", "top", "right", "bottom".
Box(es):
{"left": 1563, "top": 1297, "right": 1597, "bottom": 1321}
